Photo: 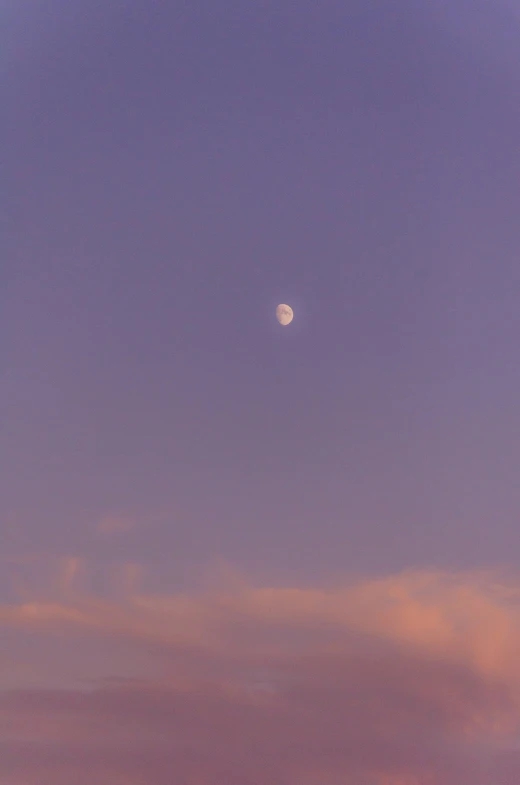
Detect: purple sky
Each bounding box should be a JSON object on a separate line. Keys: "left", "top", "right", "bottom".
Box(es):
{"left": 5, "top": 1, "right": 520, "bottom": 589}
{"left": 4, "top": 2, "right": 520, "bottom": 783}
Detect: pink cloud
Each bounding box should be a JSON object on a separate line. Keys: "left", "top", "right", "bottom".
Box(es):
{"left": 2, "top": 567, "right": 520, "bottom": 784}
{"left": 97, "top": 513, "right": 135, "bottom": 536}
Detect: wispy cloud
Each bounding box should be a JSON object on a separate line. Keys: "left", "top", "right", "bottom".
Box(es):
{"left": 96, "top": 513, "right": 135, "bottom": 536}
{"left": 2, "top": 566, "right": 520, "bottom": 783}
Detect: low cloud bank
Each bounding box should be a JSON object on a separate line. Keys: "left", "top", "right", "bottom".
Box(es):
{"left": 2, "top": 566, "right": 520, "bottom": 784}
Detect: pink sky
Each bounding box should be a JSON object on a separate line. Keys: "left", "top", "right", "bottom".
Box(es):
{"left": 3, "top": 557, "right": 520, "bottom": 784}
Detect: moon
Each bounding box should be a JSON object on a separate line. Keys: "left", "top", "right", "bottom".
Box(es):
{"left": 276, "top": 303, "right": 294, "bottom": 326}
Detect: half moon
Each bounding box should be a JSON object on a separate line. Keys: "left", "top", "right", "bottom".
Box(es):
{"left": 276, "top": 304, "right": 294, "bottom": 326}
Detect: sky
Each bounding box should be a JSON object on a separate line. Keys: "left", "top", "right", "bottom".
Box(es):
{"left": 3, "top": 1, "right": 520, "bottom": 782}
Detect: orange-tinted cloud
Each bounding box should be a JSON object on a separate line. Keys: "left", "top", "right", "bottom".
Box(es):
{"left": 2, "top": 566, "right": 520, "bottom": 784}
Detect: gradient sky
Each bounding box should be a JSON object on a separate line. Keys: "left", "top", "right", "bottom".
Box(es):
{"left": 3, "top": 1, "right": 520, "bottom": 783}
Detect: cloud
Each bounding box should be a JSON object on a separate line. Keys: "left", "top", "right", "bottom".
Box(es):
{"left": 96, "top": 514, "right": 135, "bottom": 536}
{"left": 2, "top": 567, "right": 520, "bottom": 784}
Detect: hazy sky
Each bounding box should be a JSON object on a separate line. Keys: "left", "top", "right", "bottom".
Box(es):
{"left": 3, "top": 2, "right": 520, "bottom": 783}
